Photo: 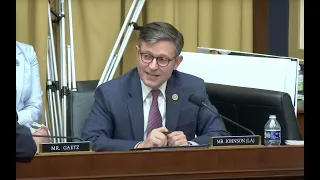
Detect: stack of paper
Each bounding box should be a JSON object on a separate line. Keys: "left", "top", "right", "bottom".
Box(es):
{"left": 285, "top": 140, "right": 304, "bottom": 145}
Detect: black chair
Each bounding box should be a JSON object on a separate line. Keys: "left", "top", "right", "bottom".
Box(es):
{"left": 68, "top": 90, "right": 95, "bottom": 139}
{"left": 205, "top": 83, "right": 302, "bottom": 145}
{"left": 76, "top": 80, "right": 99, "bottom": 91}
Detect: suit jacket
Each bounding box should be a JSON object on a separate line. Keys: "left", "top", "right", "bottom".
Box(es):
{"left": 81, "top": 68, "right": 230, "bottom": 151}
{"left": 16, "top": 41, "right": 43, "bottom": 127}
{"left": 16, "top": 112, "right": 37, "bottom": 163}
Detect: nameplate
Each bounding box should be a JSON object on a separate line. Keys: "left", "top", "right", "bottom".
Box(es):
{"left": 39, "top": 141, "right": 92, "bottom": 153}
{"left": 210, "top": 135, "right": 261, "bottom": 147}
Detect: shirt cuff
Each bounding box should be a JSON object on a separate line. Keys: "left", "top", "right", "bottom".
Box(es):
{"left": 134, "top": 141, "right": 142, "bottom": 149}
{"left": 187, "top": 141, "right": 199, "bottom": 146}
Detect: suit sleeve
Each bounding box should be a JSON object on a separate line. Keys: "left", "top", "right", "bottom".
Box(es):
{"left": 16, "top": 122, "right": 37, "bottom": 163}
{"left": 17, "top": 45, "right": 43, "bottom": 127}
{"left": 192, "top": 81, "right": 231, "bottom": 145}
{"left": 81, "top": 86, "right": 140, "bottom": 151}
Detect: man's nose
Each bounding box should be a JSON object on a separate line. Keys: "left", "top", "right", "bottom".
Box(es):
{"left": 148, "top": 58, "right": 159, "bottom": 70}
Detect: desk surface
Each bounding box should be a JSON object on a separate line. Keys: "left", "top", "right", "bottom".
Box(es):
{"left": 16, "top": 145, "right": 304, "bottom": 180}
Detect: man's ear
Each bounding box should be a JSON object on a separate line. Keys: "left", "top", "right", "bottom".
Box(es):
{"left": 135, "top": 45, "right": 140, "bottom": 59}
{"left": 173, "top": 55, "right": 183, "bottom": 70}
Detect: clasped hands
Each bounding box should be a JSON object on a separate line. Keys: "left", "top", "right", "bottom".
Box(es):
{"left": 137, "top": 127, "right": 188, "bottom": 148}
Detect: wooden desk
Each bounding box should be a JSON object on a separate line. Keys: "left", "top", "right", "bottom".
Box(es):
{"left": 297, "top": 108, "right": 304, "bottom": 139}
{"left": 16, "top": 145, "right": 304, "bottom": 180}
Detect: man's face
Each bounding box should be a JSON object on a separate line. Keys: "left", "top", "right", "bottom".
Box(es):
{"left": 136, "top": 40, "right": 183, "bottom": 89}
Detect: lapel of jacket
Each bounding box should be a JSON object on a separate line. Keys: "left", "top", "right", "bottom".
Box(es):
{"left": 127, "top": 69, "right": 144, "bottom": 141}
{"left": 165, "top": 71, "right": 182, "bottom": 131}
{"left": 16, "top": 44, "right": 25, "bottom": 107}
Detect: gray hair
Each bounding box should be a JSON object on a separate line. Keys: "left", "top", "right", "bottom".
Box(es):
{"left": 138, "top": 21, "right": 184, "bottom": 56}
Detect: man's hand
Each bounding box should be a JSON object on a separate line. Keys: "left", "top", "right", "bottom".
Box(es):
{"left": 137, "top": 127, "right": 169, "bottom": 148}
{"left": 32, "top": 127, "right": 51, "bottom": 153}
{"left": 167, "top": 131, "right": 188, "bottom": 146}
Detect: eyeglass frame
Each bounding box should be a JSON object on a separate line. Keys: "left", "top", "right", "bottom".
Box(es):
{"left": 139, "top": 51, "right": 178, "bottom": 67}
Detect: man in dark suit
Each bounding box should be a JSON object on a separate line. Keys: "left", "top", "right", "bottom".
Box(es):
{"left": 81, "top": 21, "right": 230, "bottom": 151}
{"left": 16, "top": 112, "right": 37, "bottom": 162}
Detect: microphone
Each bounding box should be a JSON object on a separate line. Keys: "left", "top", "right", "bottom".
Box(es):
{"left": 32, "top": 135, "right": 84, "bottom": 142}
{"left": 188, "top": 93, "right": 255, "bottom": 136}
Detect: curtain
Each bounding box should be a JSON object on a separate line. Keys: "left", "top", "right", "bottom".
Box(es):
{"left": 16, "top": 0, "right": 253, "bottom": 123}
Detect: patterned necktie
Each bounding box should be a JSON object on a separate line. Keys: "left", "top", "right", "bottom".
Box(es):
{"left": 146, "top": 89, "right": 162, "bottom": 135}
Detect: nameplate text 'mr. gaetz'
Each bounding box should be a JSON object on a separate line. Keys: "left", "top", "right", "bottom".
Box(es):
{"left": 39, "top": 141, "right": 92, "bottom": 153}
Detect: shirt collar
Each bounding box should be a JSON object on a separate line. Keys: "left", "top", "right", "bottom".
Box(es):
{"left": 141, "top": 80, "right": 167, "bottom": 101}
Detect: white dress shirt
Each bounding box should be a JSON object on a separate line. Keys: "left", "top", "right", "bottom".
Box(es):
{"left": 136, "top": 80, "right": 198, "bottom": 147}
{"left": 140, "top": 80, "right": 167, "bottom": 140}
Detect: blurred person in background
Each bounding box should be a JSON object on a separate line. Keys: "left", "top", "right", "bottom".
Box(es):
{"left": 16, "top": 41, "right": 51, "bottom": 152}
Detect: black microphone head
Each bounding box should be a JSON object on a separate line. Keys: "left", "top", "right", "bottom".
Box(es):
{"left": 188, "top": 93, "right": 205, "bottom": 107}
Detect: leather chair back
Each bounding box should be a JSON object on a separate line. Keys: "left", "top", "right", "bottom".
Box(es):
{"left": 205, "top": 83, "right": 302, "bottom": 144}
{"left": 68, "top": 90, "right": 95, "bottom": 139}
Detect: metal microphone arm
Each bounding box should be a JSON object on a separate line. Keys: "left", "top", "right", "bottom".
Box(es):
{"left": 201, "top": 102, "right": 256, "bottom": 135}
{"left": 32, "top": 134, "right": 84, "bottom": 142}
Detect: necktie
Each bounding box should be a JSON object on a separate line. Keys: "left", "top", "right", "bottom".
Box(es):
{"left": 146, "top": 89, "right": 162, "bottom": 135}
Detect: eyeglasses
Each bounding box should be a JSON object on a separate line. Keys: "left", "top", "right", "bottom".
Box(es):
{"left": 139, "top": 52, "right": 176, "bottom": 67}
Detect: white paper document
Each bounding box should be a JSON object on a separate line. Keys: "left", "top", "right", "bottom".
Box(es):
{"left": 285, "top": 140, "right": 304, "bottom": 145}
